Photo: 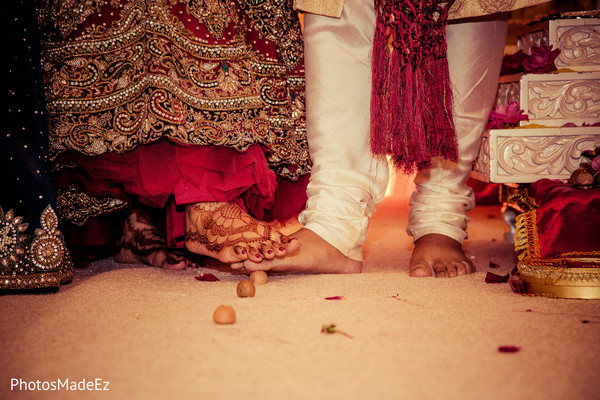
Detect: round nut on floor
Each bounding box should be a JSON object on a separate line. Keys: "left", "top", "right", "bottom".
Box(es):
{"left": 236, "top": 279, "right": 255, "bottom": 297}
{"left": 249, "top": 270, "right": 268, "bottom": 285}
{"left": 213, "top": 305, "right": 236, "bottom": 324}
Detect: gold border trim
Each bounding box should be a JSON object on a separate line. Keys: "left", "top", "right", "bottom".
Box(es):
{"left": 518, "top": 260, "right": 600, "bottom": 299}
{"left": 0, "top": 270, "right": 73, "bottom": 290}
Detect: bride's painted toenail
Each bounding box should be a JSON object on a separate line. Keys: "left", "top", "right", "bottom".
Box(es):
{"left": 279, "top": 247, "right": 285, "bottom": 251}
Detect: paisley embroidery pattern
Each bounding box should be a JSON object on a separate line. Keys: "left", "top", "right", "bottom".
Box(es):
{"left": 41, "top": 0, "right": 308, "bottom": 180}
{"left": 55, "top": 186, "right": 128, "bottom": 227}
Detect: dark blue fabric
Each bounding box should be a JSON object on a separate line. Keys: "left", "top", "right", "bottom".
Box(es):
{"left": 1, "top": 0, "right": 56, "bottom": 231}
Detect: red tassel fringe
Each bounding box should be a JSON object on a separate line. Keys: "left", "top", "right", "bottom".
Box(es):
{"left": 370, "top": 1, "right": 458, "bottom": 173}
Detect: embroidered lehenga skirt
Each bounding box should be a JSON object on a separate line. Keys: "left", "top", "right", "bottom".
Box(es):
{"left": 39, "top": 0, "right": 310, "bottom": 250}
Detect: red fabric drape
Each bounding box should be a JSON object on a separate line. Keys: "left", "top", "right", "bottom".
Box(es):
{"left": 528, "top": 179, "right": 600, "bottom": 257}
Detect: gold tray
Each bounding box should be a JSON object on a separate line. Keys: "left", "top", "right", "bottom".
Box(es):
{"left": 518, "top": 258, "right": 600, "bottom": 299}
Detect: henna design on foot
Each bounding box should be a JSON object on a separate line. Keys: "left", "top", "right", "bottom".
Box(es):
{"left": 114, "top": 209, "right": 200, "bottom": 270}
{"left": 184, "top": 202, "right": 297, "bottom": 264}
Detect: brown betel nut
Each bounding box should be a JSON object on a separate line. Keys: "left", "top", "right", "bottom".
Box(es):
{"left": 213, "top": 305, "right": 236, "bottom": 324}
{"left": 236, "top": 279, "right": 256, "bottom": 297}
{"left": 249, "top": 270, "right": 268, "bottom": 285}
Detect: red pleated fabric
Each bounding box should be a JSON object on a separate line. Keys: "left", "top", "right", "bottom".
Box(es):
{"left": 54, "top": 139, "right": 308, "bottom": 223}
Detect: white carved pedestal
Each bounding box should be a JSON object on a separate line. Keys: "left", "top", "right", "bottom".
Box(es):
{"left": 472, "top": 126, "right": 600, "bottom": 183}
{"left": 472, "top": 13, "right": 600, "bottom": 297}
{"left": 473, "top": 71, "right": 600, "bottom": 183}
{"left": 473, "top": 12, "right": 600, "bottom": 184}
{"left": 520, "top": 72, "right": 600, "bottom": 126}
{"left": 519, "top": 13, "right": 600, "bottom": 72}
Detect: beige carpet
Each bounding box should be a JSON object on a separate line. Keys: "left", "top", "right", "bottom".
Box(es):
{"left": 2, "top": 192, "right": 600, "bottom": 400}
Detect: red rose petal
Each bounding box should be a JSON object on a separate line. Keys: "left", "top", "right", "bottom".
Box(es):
{"left": 325, "top": 296, "right": 345, "bottom": 300}
{"left": 195, "top": 273, "right": 219, "bottom": 282}
{"left": 498, "top": 346, "right": 521, "bottom": 353}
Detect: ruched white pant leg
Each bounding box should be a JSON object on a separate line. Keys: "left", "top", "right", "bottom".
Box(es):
{"left": 407, "top": 15, "right": 508, "bottom": 243}
{"left": 298, "top": 0, "right": 390, "bottom": 261}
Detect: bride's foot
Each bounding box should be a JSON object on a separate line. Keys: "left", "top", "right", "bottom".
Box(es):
{"left": 114, "top": 209, "right": 198, "bottom": 270}
{"left": 232, "top": 228, "right": 362, "bottom": 274}
{"left": 184, "top": 202, "right": 299, "bottom": 264}
{"left": 409, "top": 233, "right": 476, "bottom": 278}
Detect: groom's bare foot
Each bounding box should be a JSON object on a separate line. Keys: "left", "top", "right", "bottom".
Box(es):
{"left": 231, "top": 228, "right": 362, "bottom": 274}
{"left": 409, "top": 233, "right": 475, "bottom": 277}
{"left": 184, "top": 202, "right": 300, "bottom": 264}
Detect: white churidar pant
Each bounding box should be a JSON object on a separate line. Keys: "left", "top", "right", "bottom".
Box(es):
{"left": 298, "top": 0, "right": 508, "bottom": 261}
{"left": 407, "top": 15, "right": 508, "bottom": 244}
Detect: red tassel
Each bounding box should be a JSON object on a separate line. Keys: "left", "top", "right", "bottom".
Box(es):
{"left": 370, "top": 24, "right": 389, "bottom": 153}
{"left": 370, "top": 0, "right": 457, "bottom": 173}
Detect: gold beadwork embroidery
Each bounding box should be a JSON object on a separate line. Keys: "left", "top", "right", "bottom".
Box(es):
{"left": 185, "top": 0, "right": 236, "bottom": 40}
{"left": 41, "top": 0, "right": 309, "bottom": 181}
{"left": 0, "top": 209, "right": 29, "bottom": 270}
{"left": 0, "top": 206, "right": 73, "bottom": 290}
{"left": 55, "top": 186, "right": 128, "bottom": 226}
{"left": 30, "top": 206, "right": 68, "bottom": 270}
